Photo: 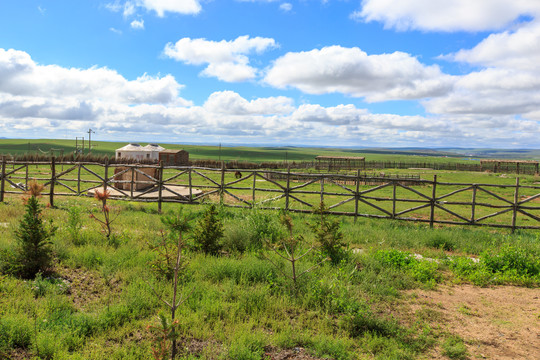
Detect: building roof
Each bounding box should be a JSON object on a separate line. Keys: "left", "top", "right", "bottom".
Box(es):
{"left": 116, "top": 143, "right": 144, "bottom": 152}
{"left": 116, "top": 143, "right": 166, "bottom": 152}
{"left": 143, "top": 144, "right": 165, "bottom": 152}
{"left": 160, "top": 149, "right": 187, "bottom": 154}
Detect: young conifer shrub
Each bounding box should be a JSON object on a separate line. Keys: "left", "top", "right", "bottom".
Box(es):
{"left": 191, "top": 204, "right": 224, "bottom": 255}
{"left": 12, "top": 182, "right": 56, "bottom": 278}
{"left": 310, "top": 202, "right": 348, "bottom": 265}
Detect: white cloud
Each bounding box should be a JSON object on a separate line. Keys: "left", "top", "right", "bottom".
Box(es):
{"left": 204, "top": 91, "right": 294, "bottom": 115}
{"left": 0, "top": 48, "right": 188, "bottom": 106}
{"left": 355, "top": 0, "right": 540, "bottom": 32}
{"left": 426, "top": 19, "right": 540, "bottom": 120}
{"left": 138, "top": 0, "right": 201, "bottom": 17}
{"left": 109, "top": 27, "right": 123, "bottom": 34}
{"left": 3, "top": 47, "right": 540, "bottom": 147}
{"left": 451, "top": 20, "right": 540, "bottom": 71}
{"left": 106, "top": 0, "right": 201, "bottom": 17}
{"left": 280, "top": 3, "right": 292, "bottom": 12}
{"left": 164, "top": 36, "right": 278, "bottom": 82}
{"left": 130, "top": 19, "right": 145, "bottom": 29}
{"left": 264, "top": 46, "right": 454, "bottom": 101}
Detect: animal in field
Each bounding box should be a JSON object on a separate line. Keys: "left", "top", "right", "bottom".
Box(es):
{"left": 234, "top": 171, "right": 242, "bottom": 179}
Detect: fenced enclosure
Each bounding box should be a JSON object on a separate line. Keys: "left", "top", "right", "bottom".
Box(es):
{"left": 2, "top": 157, "right": 540, "bottom": 232}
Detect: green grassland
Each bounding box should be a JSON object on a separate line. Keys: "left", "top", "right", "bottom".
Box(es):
{"left": 0, "top": 138, "right": 513, "bottom": 164}
{"left": 1, "top": 140, "right": 540, "bottom": 359}
{"left": 1, "top": 183, "right": 539, "bottom": 359}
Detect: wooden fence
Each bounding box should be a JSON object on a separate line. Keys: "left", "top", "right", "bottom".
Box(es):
{"left": 2, "top": 157, "right": 540, "bottom": 232}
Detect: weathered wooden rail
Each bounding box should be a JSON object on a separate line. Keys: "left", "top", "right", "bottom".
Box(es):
{"left": 1, "top": 157, "right": 540, "bottom": 232}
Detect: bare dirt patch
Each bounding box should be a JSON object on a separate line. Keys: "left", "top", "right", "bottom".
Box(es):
{"left": 404, "top": 284, "right": 540, "bottom": 359}
{"left": 55, "top": 265, "right": 121, "bottom": 310}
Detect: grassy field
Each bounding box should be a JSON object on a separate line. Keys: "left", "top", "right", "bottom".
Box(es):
{"left": 0, "top": 139, "right": 509, "bottom": 164}
{"left": 0, "top": 185, "right": 539, "bottom": 359}
{"left": 1, "top": 141, "right": 539, "bottom": 359}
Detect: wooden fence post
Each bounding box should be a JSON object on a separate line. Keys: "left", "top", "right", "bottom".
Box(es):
{"left": 220, "top": 162, "right": 225, "bottom": 206}
{"left": 512, "top": 177, "right": 519, "bottom": 233}
{"left": 471, "top": 185, "right": 477, "bottom": 224}
{"left": 77, "top": 164, "right": 81, "bottom": 195}
{"left": 320, "top": 174, "right": 324, "bottom": 204}
{"left": 25, "top": 164, "right": 29, "bottom": 191}
{"left": 252, "top": 170, "right": 257, "bottom": 208}
{"left": 392, "top": 180, "right": 397, "bottom": 219}
{"left": 0, "top": 156, "right": 6, "bottom": 203}
{"left": 189, "top": 167, "right": 193, "bottom": 203}
{"left": 285, "top": 166, "right": 290, "bottom": 211}
{"left": 157, "top": 162, "right": 164, "bottom": 214}
{"left": 354, "top": 169, "right": 360, "bottom": 223}
{"left": 49, "top": 156, "right": 56, "bottom": 207}
{"left": 130, "top": 167, "right": 135, "bottom": 199}
{"left": 429, "top": 175, "right": 437, "bottom": 228}
{"left": 103, "top": 157, "right": 109, "bottom": 193}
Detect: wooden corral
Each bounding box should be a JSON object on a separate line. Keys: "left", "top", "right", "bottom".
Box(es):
{"left": 113, "top": 166, "right": 158, "bottom": 191}
{"left": 315, "top": 156, "right": 365, "bottom": 171}
{"left": 159, "top": 149, "right": 189, "bottom": 166}
{"left": 480, "top": 160, "right": 539, "bottom": 174}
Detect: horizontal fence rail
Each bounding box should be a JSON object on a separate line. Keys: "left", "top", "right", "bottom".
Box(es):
{"left": 2, "top": 157, "right": 540, "bottom": 232}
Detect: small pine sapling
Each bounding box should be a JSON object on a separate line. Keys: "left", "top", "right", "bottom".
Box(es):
{"left": 262, "top": 213, "right": 327, "bottom": 295}
{"left": 13, "top": 181, "right": 56, "bottom": 278}
{"left": 147, "top": 209, "right": 194, "bottom": 359}
{"left": 310, "top": 202, "right": 348, "bottom": 265}
{"left": 191, "top": 204, "right": 224, "bottom": 255}
{"left": 148, "top": 208, "right": 195, "bottom": 280}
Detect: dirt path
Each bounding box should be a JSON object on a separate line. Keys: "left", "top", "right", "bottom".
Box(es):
{"left": 405, "top": 284, "right": 540, "bottom": 359}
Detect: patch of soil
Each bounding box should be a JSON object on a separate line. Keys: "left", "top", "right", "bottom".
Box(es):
{"left": 404, "top": 284, "right": 540, "bottom": 359}
{"left": 54, "top": 265, "right": 121, "bottom": 310}
{"left": 264, "top": 346, "right": 324, "bottom": 360}
{"left": 5, "top": 348, "right": 33, "bottom": 360}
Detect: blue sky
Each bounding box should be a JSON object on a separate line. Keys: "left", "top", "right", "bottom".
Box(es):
{"left": 1, "top": 1, "right": 540, "bottom": 148}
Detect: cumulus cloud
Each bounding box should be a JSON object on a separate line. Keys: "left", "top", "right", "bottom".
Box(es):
{"left": 203, "top": 91, "right": 294, "bottom": 115}
{"left": 280, "top": 3, "right": 292, "bottom": 12}
{"left": 450, "top": 20, "right": 540, "bottom": 70}
{"left": 354, "top": 0, "right": 540, "bottom": 32}
{"left": 106, "top": 0, "right": 201, "bottom": 17}
{"left": 164, "top": 36, "right": 278, "bottom": 82}
{"left": 0, "top": 48, "right": 188, "bottom": 106}
{"left": 264, "top": 46, "right": 454, "bottom": 101}
{"left": 3, "top": 46, "right": 540, "bottom": 147}
{"left": 130, "top": 19, "right": 145, "bottom": 29}
{"left": 426, "top": 19, "right": 540, "bottom": 120}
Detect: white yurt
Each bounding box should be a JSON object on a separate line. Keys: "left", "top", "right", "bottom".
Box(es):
{"left": 142, "top": 144, "right": 165, "bottom": 161}
{"left": 115, "top": 143, "right": 148, "bottom": 161}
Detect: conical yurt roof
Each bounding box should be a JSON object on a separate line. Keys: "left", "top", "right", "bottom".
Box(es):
{"left": 143, "top": 144, "right": 165, "bottom": 152}
{"left": 116, "top": 143, "right": 144, "bottom": 152}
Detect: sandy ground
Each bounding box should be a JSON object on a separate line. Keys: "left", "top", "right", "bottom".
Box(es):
{"left": 404, "top": 284, "right": 540, "bottom": 359}
{"left": 88, "top": 184, "right": 203, "bottom": 199}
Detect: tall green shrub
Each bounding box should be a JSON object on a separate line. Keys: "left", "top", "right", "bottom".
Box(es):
{"left": 13, "top": 195, "right": 55, "bottom": 278}
{"left": 191, "top": 204, "right": 224, "bottom": 255}
{"left": 310, "top": 202, "right": 347, "bottom": 265}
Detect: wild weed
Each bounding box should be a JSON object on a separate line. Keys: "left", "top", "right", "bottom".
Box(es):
{"left": 66, "top": 206, "right": 85, "bottom": 245}
{"left": 90, "top": 189, "right": 117, "bottom": 239}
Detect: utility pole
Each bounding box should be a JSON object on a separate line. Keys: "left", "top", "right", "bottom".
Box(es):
{"left": 87, "top": 129, "right": 95, "bottom": 153}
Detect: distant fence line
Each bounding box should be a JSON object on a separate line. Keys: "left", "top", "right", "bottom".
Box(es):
{"left": 3, "top": 153, "right": 540, "bottom": 175}
{"left": 2, "top": 157, "right": 540, "bottom": 232}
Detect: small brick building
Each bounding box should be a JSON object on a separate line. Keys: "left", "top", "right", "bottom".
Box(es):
{"left": 159, "top": 149, "right": 189, "bottom": 166}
